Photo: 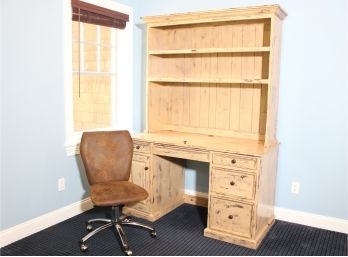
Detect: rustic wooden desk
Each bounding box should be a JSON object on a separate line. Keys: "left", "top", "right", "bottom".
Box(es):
{"left": 124, "top": 5, "right": 286, "bottom": 249}
{"left": 124, "top": 131, "right": 278, "bottom": 248}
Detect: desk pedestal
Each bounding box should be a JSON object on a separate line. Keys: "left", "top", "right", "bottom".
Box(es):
{"left": 124, "top": 154, "right": 185, "bottom": 222}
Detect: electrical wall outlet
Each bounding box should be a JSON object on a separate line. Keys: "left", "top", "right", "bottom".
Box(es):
{"left": 291, "top": 181, "right": 300, "bottom": 194}
{"left": 58, "top": 177, "right": 65, "bottom": 191}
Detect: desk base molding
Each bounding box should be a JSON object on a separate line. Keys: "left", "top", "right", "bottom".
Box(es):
{"left": 183, "top": 191, "right": 208, "bottom": 207}
{"left": 204, "top": 218, "right": 275, "bottom": 249}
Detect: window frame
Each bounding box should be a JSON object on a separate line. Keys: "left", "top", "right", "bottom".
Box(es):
{"left": 63, "top": 0, "right": 133, "bottom": 156}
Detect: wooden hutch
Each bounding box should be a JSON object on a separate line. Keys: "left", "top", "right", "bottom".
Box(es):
{"left": 124, "top": 5, "right": 287, "bottom": 249}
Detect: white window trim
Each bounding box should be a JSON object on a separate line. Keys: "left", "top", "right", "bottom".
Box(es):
{"left": 63, "top": 0, "right": 133, "bottom": 156}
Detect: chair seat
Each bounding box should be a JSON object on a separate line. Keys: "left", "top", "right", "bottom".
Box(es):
{"left": 90, "top": 181, "right": 148, "bottom": 206}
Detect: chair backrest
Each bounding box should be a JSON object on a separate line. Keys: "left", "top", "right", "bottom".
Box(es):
{"left": 80, "top": 130, "right": 133, "bottom": 185}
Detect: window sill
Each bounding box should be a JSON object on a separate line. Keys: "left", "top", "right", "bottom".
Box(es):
{"left": 65, "top": 142, "right": 81, "bottom": 156}
{"left": 65, "top": 132, "right": 82, "bottom": 156}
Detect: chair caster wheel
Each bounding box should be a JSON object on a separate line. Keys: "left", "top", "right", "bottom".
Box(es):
{"left": 80, "top": 243, "right": 88, "bottom": 252}
{"left": 123, "top": 217, "right": 132, "bottom": 222}
{"left": 150, "top": 231, "right": 157, "bottom": 238}
{"left": 86, "top": 224, "right": 93, "bottom": 232}
{"left": 124, "top": 249, "right": 133, "bottom": 256}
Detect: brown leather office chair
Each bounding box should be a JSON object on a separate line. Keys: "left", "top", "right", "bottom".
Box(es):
{"left": 79, "top": 130, "right": 156, "bottom": 256}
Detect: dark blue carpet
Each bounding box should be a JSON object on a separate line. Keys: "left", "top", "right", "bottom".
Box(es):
{"left": 1, "top": 204, "right": 347, "bottom": 255}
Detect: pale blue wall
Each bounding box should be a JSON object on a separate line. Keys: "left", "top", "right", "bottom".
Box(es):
{"left": 0, "top": 0, "right": 139, "bottom": 231}
{"left": 0, "top": 0, "right": 91, "bottom": 230}
{"left": 0, "top": 0, "right": 347, "bottom": 231}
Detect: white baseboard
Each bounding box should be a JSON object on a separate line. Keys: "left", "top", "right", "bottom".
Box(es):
{"left": 184, "top": 189, "right": 348, "bottom": 234}
{"left": 274, "top": 207, "right": 348, "bottom": 234}
{"left": 0, "top": 198, "right": 93, "bottom": 248}
{"left": 184, "top": 189, "right": 208, "bottom": 199}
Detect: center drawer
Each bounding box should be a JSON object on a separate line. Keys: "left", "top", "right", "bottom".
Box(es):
{"left": 153, "top": 144, "right": 209, "bottom": 162}
{"left": 211, "top": 168, "right": 256, "bottom": 200}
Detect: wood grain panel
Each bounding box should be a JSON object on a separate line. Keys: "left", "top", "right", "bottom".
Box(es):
{"left": 239, "top": 84, "right": 254, "bottom": 132}
{"left": 215, "top": 84, "right": 231, "bottom": 129}
{"left": 128, "top": 154, "right": 150, "bottom": 213}
{"left": 259, "top": 85, "right": 268, "bottom": 134}
{"left": 153, "top": 144, "right": 210, "bottom": 162}
{"left": 208, "top": 83, "right": 217, "bottom": 128}
{"left": 182, "top": 83, "right": 190, "bottom": 126}
{"left": 152, "top": 155, "right": 185, "bottom": 218}
{"left": 229, "top": 84, "right": 241, "bottom": 131}
{"left": 189, "top": 83, "right": 201, "bottom": 127}
{"left": 148, "top": 82, "right": 162, "bottom": 131}
{"left": 148, "top": 27, "right": 165, "bottom": 50}
{"left": 251, "top": 84, "right": 262, "bottom": 133}
{"left": 199, "top": 83, "right": 210, "bottom": 128}
{"left": 170, "top": 83, "right": 184, "bottom": 125}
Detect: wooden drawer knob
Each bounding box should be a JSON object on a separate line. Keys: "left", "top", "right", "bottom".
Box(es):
{"left": 231, "top": 159, "right": 236, "bottom": 164}
{"left": 135, "top": 145, "right": 140, "bottom": 149}
{"left": 228, "top": 215, "right": 234, "bottom": 219}
{"left": 230, "top": 181, "right": 235, "bottom": 186}
{"left": 144, "top": 167, "right": 149, "bottom": 171}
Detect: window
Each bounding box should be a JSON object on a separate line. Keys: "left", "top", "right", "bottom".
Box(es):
{"left": 64, "top": 0, "right": 133, "bottom": 155}
{"left": 72, "top": 22, "right": 115, "bottom": 131}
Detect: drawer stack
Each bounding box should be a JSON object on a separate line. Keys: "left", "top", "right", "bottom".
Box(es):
{"left": 205, "top": 151, "right": 267, "bottom": 248}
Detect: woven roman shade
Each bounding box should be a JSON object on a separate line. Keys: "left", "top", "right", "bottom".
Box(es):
{"left": 71, "top": 0, "right": 129, "bottom": 29}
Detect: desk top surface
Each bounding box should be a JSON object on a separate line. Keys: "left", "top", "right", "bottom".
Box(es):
{"left": 132, "top": 130, "right": 275, "bottom": 156}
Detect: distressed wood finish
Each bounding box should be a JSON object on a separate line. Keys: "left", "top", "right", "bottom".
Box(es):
{"left": 265, "top": 16, "right": 283, "bottom": 146}
{"left": 133, "top": 140, "right": 151, "bottom": 154}
{"left": 125, "top": 140, "right": 185, "bottom": 222}
{"left": 212, "top": 153, "right": 259, "bottom": 170}
{"left": 255, "top": 145, "right": 279, "bottom": 236}
{"left": 205, "top": 143, "right": 279, "bottom": 248}
{"left": 153, "top": 144, "right": 210, "bottom": 162}
{"left": 148, "top": 155, "right": 185, "bottom": 221}
{"left": 211, "top": 168, "right": 256, "bottom": 200}
{"left": 126, "top": 154, "right": 150, "bottom": 213}
{"left": 184, "top": 194, "right": 209, "bottom": 207}
{"left": 126, "top": 5, "right": 286, "bottom": 249}
{"left": 147, "top": 21, "right": 272, "bottom": 141}
{"left": 133, "top": 131, "right": 266, "bottom": 156}
{"left": 209, "top": 197, "right": 254, "bottom": 238}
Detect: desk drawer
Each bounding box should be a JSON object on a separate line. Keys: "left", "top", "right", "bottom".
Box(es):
{"left": 133, "top": 140, "right": 150, "bottom": 154}
{"left": 153, "top": 144, "right": 209, "bottom": 162}
{"left": 209, "top": 197, "right": 253, "bottom": 238}
{"left": 211, "top": 168, "right": 256, "bottom": 200}
{"left": 212, "top": 153, "right": 258, "bottom": 170}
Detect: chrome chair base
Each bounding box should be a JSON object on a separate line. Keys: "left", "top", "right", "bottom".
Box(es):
{"left": 79, "top": 206, "right": 156, "bottom": 256}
